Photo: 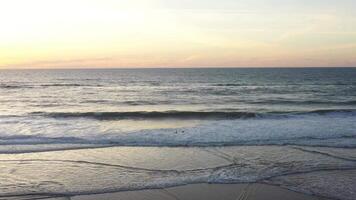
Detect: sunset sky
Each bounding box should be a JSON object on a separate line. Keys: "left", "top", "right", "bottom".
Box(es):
{"left": 1, "top": 0, "right": 355, "bottom": 68}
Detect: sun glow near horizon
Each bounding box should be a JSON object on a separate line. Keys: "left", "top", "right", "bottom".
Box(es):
{"left": 1, "top": 0, "right": 356, "bottom": 68}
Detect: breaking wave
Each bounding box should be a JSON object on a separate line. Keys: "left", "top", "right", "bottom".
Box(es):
{"left": 29, "top": 109, "right": 356, "bottom": 120}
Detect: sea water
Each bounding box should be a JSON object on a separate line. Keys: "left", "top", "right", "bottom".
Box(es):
{"left": 0, "top": 68, "right": 356, "bottom": 199}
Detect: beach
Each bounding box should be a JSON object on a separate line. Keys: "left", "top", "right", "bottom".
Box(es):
{"left": 2, "top": 183, "right": 330, "bottom": 200}
{"left": 1, "top": 146, "right": 355, "bottom": 199}
{"left": 1, "top": 0, "right": 356, "bottom": 197}
{"left": 72, "top": 183, "right": 329, "bottom": 200}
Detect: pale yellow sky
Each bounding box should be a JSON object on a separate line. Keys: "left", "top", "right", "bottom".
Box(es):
{"left": 1, "top": 0, "right": 356, "bottom": 68}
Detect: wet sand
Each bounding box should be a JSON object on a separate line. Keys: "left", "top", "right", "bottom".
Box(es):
{"left": 2, "top": 146, "right": 354, "bottom": 200}
{"left": 72, "top": 183, "right": 328, "bottom": 200}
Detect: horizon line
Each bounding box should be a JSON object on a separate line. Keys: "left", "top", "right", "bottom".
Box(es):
{"left": 1, "top": 66, "right": 356, "bottom": 70}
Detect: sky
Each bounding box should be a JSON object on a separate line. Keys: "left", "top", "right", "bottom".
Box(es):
{"left": 0, "top": 0, "right": 356, "bottom": 68}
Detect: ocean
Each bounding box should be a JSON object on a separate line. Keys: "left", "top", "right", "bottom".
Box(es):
{"left": 0, "top": 68, "right": 356, "bottom": 199}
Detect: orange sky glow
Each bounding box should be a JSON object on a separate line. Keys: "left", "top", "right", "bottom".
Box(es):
{"left": 1, "top": 0, "right": 355, "bottom": 68}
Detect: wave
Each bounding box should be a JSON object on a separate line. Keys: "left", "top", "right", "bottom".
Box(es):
{"left": 2, "top": 136, "right": 356, "bottom": 149}
{"left": 31, "top": 111, "right": 259, "bottom": 120}
{"left": 0, "top": 83, "right": 102, "bottom": 89}
{"left": 0, "top": 116, "right": 354, "bottom": 154}
{"left": 0, "top": 84, "right": 33, "bottom": 89}
{"left": 30, "top": 109, "right": 356, "bottom": 120}
{"left": 212, "top": 83, "right": 243, "bottom": 86}
{"left": 39, "top": 83, "right": 104, "bottom": 87}
{"left": 40, "top": 83, "right": 83, "bottom": 87}
{"left": 121, "top": 100, "right": 173, "bottom": 106}
{"left": 249, "top": 100, "right": 356, "bottom": 105}
{"left": 0, "top": 108, "right": 354, "bottom": 152}
{"left": 307, "top": 109, "right": 356, "bottom": 114}
{"left": 212, "top": 83, "right": 356, "bottom": 86}
{"left": 3, "top": 110, "right": 356, "bottom": 148}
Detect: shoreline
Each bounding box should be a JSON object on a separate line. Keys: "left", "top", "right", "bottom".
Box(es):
{"left": 1, "top": 145, "right": 354, "bottom": 200}
{"left": 70, "top": 183, "right": 329, "bottom": 200}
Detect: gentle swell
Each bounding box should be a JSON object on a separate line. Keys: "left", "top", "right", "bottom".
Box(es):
{"left": 0, "top": 84, "right": 32, "bottom": 89}
{"left": 31, "top": 111, "right": 259, "bottom": 120}
{"left": 249, "top": 100, "right": 356, "bottom": 105}
{"left": 30, "top": 109, "right": 356, "bottom": 120}
{"left": 307, "top": 109, "right": 356, "bottom": 114}
{"left": 0, "top": 83, "right": 104, "bottom": 89}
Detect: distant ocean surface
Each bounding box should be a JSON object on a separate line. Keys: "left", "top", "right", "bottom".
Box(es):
{"left": 1, "top": 68, "right": 356, "bottom": 199}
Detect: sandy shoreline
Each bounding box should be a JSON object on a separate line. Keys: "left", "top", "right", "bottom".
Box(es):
{"left": 70, "top": 183, "right": 328, "bottom": 200}
{"left": 2, "top": 145, "right": 354, "bottom": 200}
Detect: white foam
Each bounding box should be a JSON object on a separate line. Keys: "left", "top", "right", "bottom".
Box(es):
{"left": 0, "top": 114, "right": 355, "bottom": 153}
